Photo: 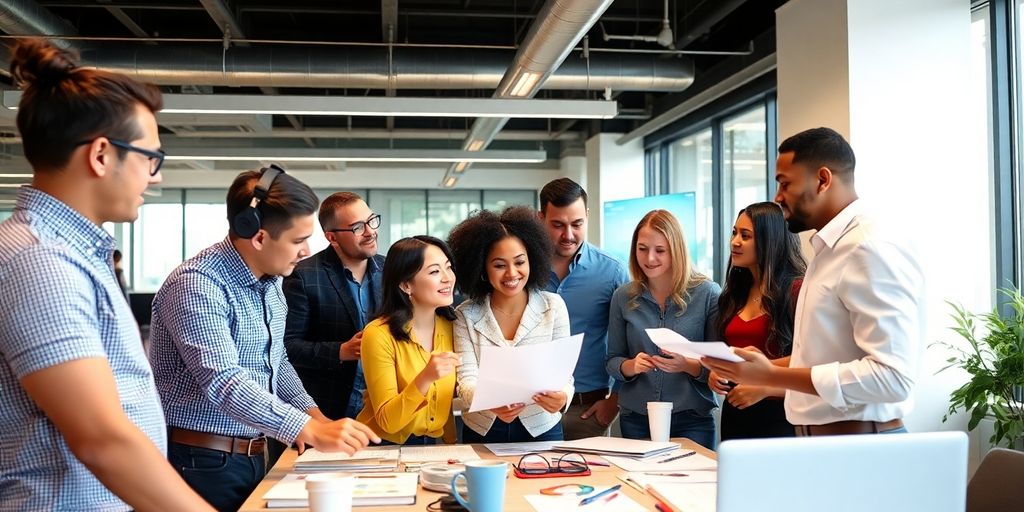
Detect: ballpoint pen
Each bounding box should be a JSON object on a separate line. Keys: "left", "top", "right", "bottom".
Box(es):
{"left": 657, "top": 451, "right": 696, "bottom": 463}
{"left": 578, "top": 484, "right": 622, "bottom": 506}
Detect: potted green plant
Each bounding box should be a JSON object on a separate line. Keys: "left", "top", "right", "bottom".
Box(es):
{"left": 936, "top": 288, "right": 1024, "bottom": 448}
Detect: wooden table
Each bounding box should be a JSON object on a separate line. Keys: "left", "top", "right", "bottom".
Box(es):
{"left": 240, "top": 438, "right": 715, "bottom": 511}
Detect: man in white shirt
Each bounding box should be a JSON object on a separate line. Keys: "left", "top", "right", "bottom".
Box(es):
{"left": 703, "top": 127, "right": 924, "bottom": 436}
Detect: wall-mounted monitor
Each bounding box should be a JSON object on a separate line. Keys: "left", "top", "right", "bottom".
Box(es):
{"left": 602, "top": 192, "right": 698, "bottom": 267}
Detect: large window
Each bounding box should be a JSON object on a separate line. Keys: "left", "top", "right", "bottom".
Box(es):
{"left": 668, "top": 128, "right": 715, "bottom": 276}
{"left": 649, "top": 92, "right": 776, "bottom": 281}
{"left": 131, "top": 191, "right": 183, "bottom": 292}
{"left": 722, "top": 106, "right": 769, "bottom": 230}
{"left": 117, "top": 187, "right": 535, "bottom": 292}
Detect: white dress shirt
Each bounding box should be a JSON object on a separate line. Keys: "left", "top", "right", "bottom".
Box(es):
{"left": 786, "top": 200, "right": 926, "bottom": 425}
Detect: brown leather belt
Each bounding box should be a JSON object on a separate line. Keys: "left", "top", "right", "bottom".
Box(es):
{"left": 794, "top": 419, "right": 904, "bottom": 437}
{"left": 169, "top": 427, "right": 267, "bottom": 456}
{"left": 570, "top": 388, "right": 608, "bottom": 407}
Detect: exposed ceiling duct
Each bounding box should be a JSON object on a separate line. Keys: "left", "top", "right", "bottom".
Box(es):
{"left": 0, "top": 0, "right": 77, "bottom": 49}
{"left": 445, "top": 0, "right": 640, "bottom": 186}
{"left": 76, "top": 46, "right": 692, "bottom": 92}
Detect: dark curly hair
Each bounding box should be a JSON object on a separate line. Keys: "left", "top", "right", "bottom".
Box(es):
{"left": 447, "top": 205, "right": 553, "bottom": 302}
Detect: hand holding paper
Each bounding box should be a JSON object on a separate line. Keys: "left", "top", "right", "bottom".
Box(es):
{"left": 467, "top": 334, "right": 583, "bottom": 413}
{"left": 644, "top": 328, "right": 743, "bottom": 362}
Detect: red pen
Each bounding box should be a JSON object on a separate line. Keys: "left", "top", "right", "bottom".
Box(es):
{"left": 600, "top": 493, "right": 619, "bottom": 505}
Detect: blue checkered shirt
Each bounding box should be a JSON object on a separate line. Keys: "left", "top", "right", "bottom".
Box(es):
{"left": 149, "top": 238, "right": 316, "bottom": 444}
{"left": 0, "top": 187, "right": 166, "bottom": 511}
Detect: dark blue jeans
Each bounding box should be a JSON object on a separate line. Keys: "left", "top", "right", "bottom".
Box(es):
{"left": 462, "top": 418, "right": 564, "bottom": 443}
{"left": 619, "top": 408, "right": 717, "bottom": 450}
{"left": 168, "top": 441, "right": 266, "bottom": 512}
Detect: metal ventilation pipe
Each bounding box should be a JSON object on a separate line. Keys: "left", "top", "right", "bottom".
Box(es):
{"left": 75, "top": 46, "right": 692, "bottom": 91}
{"left": 446, "top": 0, "right": 624, "bottom": 185}
{"left": 0, "top": 0, "right": 78, "bottom": 49}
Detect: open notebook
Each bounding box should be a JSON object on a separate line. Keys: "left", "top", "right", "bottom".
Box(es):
{"left": 262, "top": 472, "right": 419, "bottom": 508}
{"left": 292, "top": 446, "right": 400, "bottom": 472}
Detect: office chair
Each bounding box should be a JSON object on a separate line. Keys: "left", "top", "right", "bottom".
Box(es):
{"left": 966, "top": 447, "right": 1024, "bottom": 512}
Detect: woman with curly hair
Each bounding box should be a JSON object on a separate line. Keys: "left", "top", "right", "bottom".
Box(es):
{"left": 356, "top": 236, "right": 461, "bottom": 445}
{"left": 710, "top": 202, "right": 806, "bottom": 441}
{"left": 447, "top": 206, "right": 573, "bottom": 443}
{"left": 606, "top": 209, "right": 721, "bottom": 449}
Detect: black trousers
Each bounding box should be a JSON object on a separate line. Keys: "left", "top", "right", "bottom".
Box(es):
{"left": 719, "top": 398, "right": 795, "bottom": 442}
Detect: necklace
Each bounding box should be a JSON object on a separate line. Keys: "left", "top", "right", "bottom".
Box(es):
{"left": 491, "top": 305, "right": 522, "bottom": 317}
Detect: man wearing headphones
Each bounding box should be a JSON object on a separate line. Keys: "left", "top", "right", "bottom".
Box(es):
{"left": 148, "top": 167, "right": 380, "bottom": 511}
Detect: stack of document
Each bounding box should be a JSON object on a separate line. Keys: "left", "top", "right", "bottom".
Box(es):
{"left": 293, "top": 446, "right": 400, "bottom": 472}
{"left": 552, "top": 436, "right": 679, "bottom": 458}
{"left": 262, "top": 472, "right": 419, "bottom": 508}
{"left": 399, "top": 445, "right": 480, "bottom": 466}
{"left": 603, "top": 449, "right": 717, "bottom": 472}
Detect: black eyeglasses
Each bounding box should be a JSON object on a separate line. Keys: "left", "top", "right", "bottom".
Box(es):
{"left": 76, "top": 138, "right": 165, "bottom": 176}
{"left": 328, "top": 213, "right": 382, "bottom": 236}
{"left": 514, "top": 452, "right": 589, "bottom": 476}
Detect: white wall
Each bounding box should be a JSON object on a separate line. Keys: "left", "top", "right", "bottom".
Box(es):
{"left": 778, "top": 0, "right": 989, "bottom": 470}
{"left": 584, "top": 133, "right": 645, "bottom": 246}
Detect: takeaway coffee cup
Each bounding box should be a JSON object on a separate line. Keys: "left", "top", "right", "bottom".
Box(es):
{"left": 648, "top": 401, "right": 673, "bottom": 442}
{"left": 305, "top": 472, "right": 355, "bottom": 512}
{"left": 450, "top": 460, "right": 508, "bottom": 512}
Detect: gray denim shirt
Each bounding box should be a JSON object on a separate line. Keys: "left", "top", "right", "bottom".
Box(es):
{"left": 606, "top": 280, "right": 722, "bottom": 416}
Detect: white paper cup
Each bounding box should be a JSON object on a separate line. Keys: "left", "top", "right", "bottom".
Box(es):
{"left": 305, "top": 472, "right": 355, "bottom": 512}
{"left": 647, "top": 401, "right": 673, "bottom": 442}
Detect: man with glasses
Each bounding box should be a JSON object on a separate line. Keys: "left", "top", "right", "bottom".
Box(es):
{"left": 0, "top": 38, "right": 213, "bottom": 510}
{"left": 284, "top": 192, "right": 385, "bottom": 420}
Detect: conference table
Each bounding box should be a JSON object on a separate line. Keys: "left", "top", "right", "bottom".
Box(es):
{"left": 239, "top": 437, "right": 715, "bottom": 511}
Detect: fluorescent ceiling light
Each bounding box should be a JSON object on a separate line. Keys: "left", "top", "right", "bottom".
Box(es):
{"left": 163, "top": 148, "right": 547, "bottom": 163}
{"left": 453, "top": 161, "right": 469, "bottom": 173}
{"left": 2, "top": 91, "right": 617, "bottom": 119}
{"left": 465, "top": 139, "right": 485, "bottom": 151}
{"left": 443, "top": 176, "right": 457, "bottom": 188}
{"left": 0, "top": 173, "right": 32, "bottom": 178}
{"left": 508, "top": 72, "right": 543, "bottom": 97}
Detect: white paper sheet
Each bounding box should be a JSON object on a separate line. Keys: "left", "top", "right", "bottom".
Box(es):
{"left": 467, "top": 334, "right": 583, "bottom": 413}
{"left": 645, "top": 328, "right": 743, "bottom": 362}
{"left": 647, "top": 482, "right": 717, "bottom": 512}
{"left": 484, "top": 441, "right": 560, "bottom": 456}
{"left": 399, "top": 444, "right": 480, "bottom": 464}
{"left": 524, "top": 486, "right": 647, "bottom": 512}
{"left": 603, "top": 449, "right": 718, "bottom": 472}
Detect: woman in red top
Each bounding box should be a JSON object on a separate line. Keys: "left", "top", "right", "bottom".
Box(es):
{"left": 711, "top": 202, "right": 806, "bottom": 440}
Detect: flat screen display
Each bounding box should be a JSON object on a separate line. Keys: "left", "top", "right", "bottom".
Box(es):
{"left": 601, "top": 192, "right": 698, "bottom": 267}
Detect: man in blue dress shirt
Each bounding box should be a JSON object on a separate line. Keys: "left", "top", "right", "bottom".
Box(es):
{"left": 149, "top": 170, "right": 379, "bottom": 511}
{"left": 540, "top": 178, "right": 630, "bottom": 440}
{"left": 0, "top": 38, "right": 212, "bottom": 511}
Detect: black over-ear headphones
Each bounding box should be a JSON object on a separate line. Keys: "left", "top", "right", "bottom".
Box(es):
{"left": 232, "top": 164, "right": 285, "bottom": 239}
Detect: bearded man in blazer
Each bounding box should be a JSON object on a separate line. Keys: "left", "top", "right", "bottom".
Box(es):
{"left": 284, "top": 192, "right": 384, "bottom": 420}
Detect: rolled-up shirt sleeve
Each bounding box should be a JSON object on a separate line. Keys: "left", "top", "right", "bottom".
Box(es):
{"left": 810, "top": 241, "right": 923, "bottom": 410}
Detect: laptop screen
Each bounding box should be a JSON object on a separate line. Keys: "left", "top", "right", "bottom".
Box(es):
{"left": 716, "top": 431, "right": 968, "bottom": 512}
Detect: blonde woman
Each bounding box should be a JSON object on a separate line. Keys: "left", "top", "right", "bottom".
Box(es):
{"left": 606, "top": 209, "right": 721, "bottom": 449}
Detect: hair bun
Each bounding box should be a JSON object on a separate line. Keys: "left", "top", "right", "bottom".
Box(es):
{"left": 10, "top": 38, "right": 79, "bottom": 90}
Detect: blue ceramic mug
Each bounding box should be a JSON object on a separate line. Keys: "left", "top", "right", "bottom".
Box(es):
{"left": 449, "top": 460, "right": 508, "bottom": 512}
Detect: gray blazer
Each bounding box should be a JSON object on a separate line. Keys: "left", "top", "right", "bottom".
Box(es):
{"left": 454, "top": 289, "right": 575, "bottom": 438}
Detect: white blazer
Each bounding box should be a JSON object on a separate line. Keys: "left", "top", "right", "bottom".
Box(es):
{"left": 454, "top": 289, "right": 574, "bottom": 437}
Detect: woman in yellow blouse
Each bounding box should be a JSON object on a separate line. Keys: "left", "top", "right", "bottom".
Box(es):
{"left": 357, "top": 236, "right": 461, "bottom": 445}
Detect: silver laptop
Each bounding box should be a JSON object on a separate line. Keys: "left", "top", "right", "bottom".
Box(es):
{"left": 717, "top": 431, "right": 968, "bottom": 512}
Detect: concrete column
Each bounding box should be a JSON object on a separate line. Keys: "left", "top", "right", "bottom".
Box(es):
{"left": 778, "top": 0, "right": 987, "bottom": 467}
